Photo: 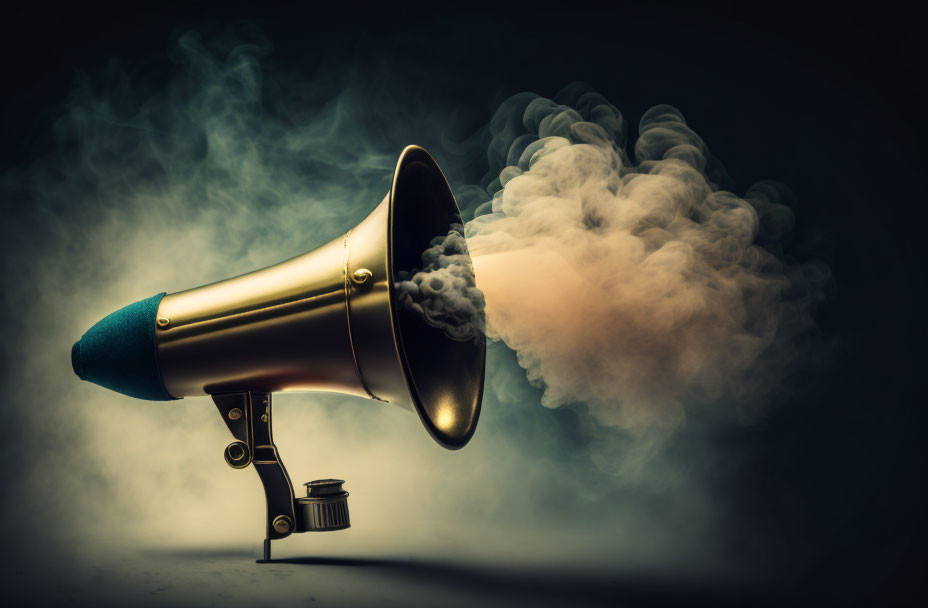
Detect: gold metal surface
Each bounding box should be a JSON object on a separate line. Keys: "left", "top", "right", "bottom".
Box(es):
{"left": 156, "top": 230, "right": 363, "bottom": 398}
{"left": 351, "top": 268, "right": 373, "bottom": 284}
{"left": 153, "top": 146, "right": 485, "bottom": 449}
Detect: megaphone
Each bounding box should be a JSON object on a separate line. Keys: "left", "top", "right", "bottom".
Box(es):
{"left": 71, "top": 146, "right": 485, "bottom": 561}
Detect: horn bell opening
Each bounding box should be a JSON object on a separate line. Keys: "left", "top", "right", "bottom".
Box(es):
{"left": 388, "top": 146, "right": 486, "bottom": 450}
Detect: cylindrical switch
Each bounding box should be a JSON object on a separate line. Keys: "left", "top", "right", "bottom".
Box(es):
{"left": 295, "top": 479, "right": 350, "bottom": 532}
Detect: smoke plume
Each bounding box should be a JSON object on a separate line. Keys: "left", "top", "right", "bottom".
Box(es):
{"left": 395, "top": 224, "right": 486, "bottom": 341}
{"left": 462, "top": 90, "right": 828, "bottom": 431}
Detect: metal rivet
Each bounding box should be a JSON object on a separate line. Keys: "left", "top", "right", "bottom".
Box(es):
{"left": 261, "top": 413, "right": 268, "bottom": 423}
{"left": 351, "top": 268, "right": 373, "bottom": 285}
{"left": 272, "top": 515, "right": 293, "bottom": 534}
{"left": 156, "top": 317, "right": 170, "bottom": 328}
{"left": 228, "top": 408, "right": 243, "bottom": 421}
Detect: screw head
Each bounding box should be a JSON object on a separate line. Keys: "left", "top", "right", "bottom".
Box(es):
{"left": 351, "top": 268, "right": 373, "bottom": 285}
{"left": 156, "top": 317, "right": 170, "bottom": 328}
{"left": 272, "top": 515, "right": 293, "bottom": 534}
{"left": 228, "top": 408, "right": 243, "bottom": 421}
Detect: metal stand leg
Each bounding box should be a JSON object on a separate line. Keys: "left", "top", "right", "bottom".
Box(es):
{"left": 213, "top": 391, "right": 296, "bottom": 565}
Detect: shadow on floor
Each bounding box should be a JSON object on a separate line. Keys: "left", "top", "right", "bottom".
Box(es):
{"left": 263, "top": 555, "right": 805, "bottom": 607}
{"left": 143, "top": 546, "right": 261, "bottom": 560}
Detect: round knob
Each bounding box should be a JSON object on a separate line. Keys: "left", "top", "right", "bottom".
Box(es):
{"left": 223, "top": 441, "right": 251, "bottom": 468}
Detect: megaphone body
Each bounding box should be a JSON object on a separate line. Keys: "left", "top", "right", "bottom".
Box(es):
{"left": 71, "top": 146, "right": 485, "bottom": 560}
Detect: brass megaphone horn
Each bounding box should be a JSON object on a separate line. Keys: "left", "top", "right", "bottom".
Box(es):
{"left": 71, "top": 145, "right": 486, "bottom": 561}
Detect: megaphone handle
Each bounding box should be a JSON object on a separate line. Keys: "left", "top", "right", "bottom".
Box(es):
{"left": 212, "top": 391, "right": 298, "bottom": 563}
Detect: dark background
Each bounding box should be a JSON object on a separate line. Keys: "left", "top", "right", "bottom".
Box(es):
{"left": 2, "top": 1, "right": 925, "bottom": 605}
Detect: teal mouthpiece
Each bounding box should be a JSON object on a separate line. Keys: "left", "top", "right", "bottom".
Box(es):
{"left": 71, "top": 293, "right": 176, "bottom": 401}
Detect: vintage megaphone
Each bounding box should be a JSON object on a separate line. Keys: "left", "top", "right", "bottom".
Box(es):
{"left": 71, "top": 146, "right": 485, "bottom": 561}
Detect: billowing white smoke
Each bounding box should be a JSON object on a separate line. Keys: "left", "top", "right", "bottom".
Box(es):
{"left": 395, "top": 224, "right": 486, "bottom": 340}
{"left": 463, "top": 91, "right": 827, "bottom": 431}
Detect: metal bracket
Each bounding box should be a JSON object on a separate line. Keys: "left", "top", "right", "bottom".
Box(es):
{"left": 212, "top": 391, "right": 296, "bottom": 562}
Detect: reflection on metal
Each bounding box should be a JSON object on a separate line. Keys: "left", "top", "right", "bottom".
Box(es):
{"left": 154, "top": 145, "right": 484, "bottom": 449}
{"left": 160, "top": 146, "right": 485, "bottom": 561}
{"left": 351, "top": 268, "right": 373, "bottom": 285}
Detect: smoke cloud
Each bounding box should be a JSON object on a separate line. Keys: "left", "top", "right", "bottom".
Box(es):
{"left": 462, "top": 91, "right": 828, "bottom": 431}
{"left": 395, "top": 224, "right": 486, "bottom": 341}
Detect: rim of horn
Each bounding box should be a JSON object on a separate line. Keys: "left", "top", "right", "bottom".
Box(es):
{"left": 384, "top": 145, "right": 486, "bottom": 449}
